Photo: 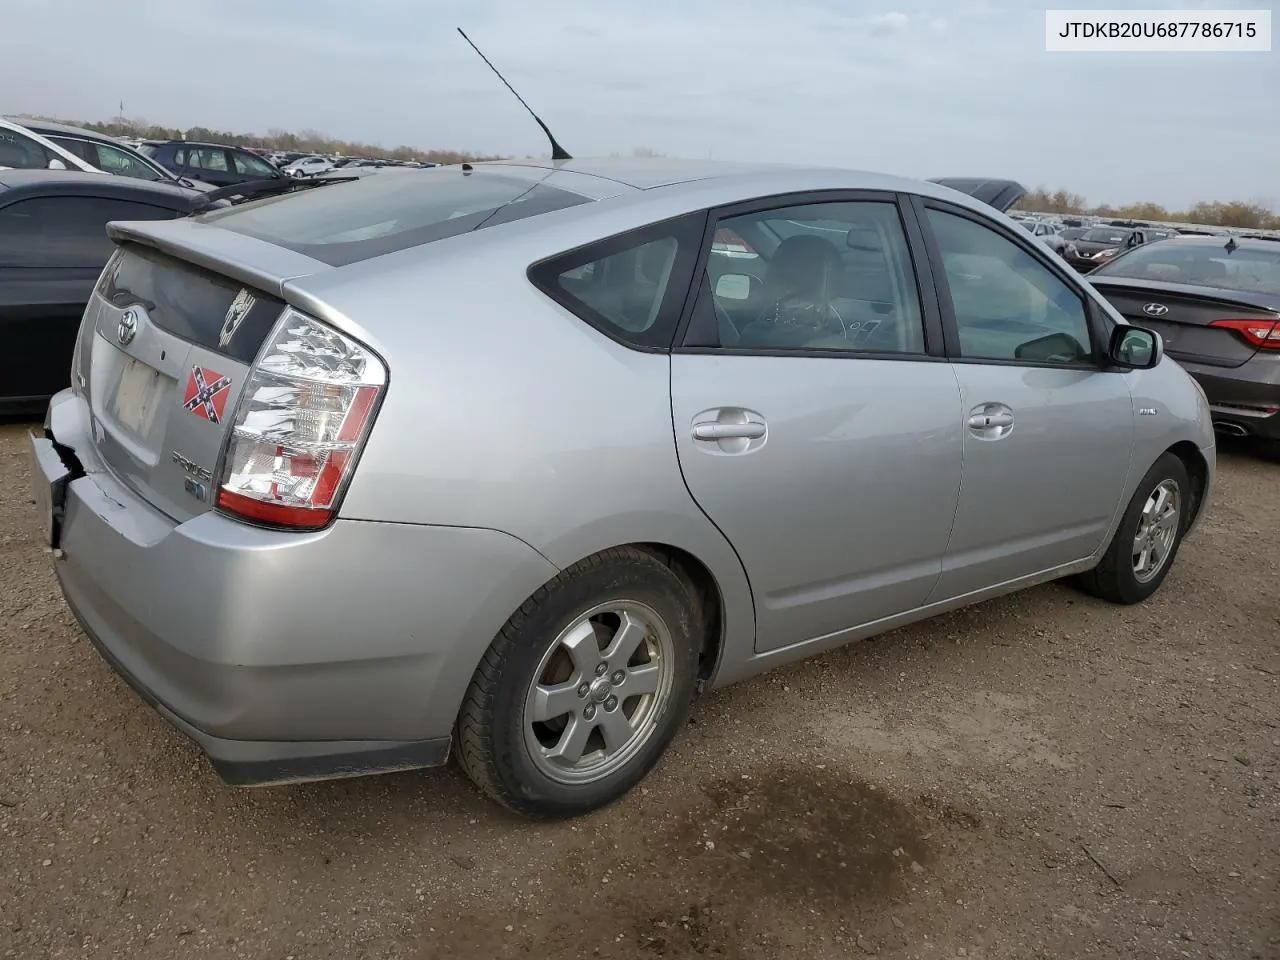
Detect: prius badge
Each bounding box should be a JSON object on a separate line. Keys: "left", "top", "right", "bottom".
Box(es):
{"left": 172, "top": 451, "right": 213, "bottom": 501}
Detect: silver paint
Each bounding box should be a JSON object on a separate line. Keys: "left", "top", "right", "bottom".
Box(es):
{"left": 37, "top": 158, "right": 1216, "bottom": 783}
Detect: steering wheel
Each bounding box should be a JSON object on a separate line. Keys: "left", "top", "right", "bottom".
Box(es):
{"left": 755, "top": 294, "right": 847, "bottom": 341}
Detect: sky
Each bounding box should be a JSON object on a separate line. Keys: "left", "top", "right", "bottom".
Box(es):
{"left": 4, "top": 0, "right": 1277, "bottom": 209}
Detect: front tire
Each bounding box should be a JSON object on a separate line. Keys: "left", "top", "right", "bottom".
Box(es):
{"left": 1076, "top": 453, "right": 1190, "bottom": 604}
{"left": 456, "top": 547, "right": 701, "bottom": 819}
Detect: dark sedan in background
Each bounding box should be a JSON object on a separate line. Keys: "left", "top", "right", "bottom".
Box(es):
{"left": 1088, "top": 235, "right": 1280, "bottom": 457}
{"left": 0, "top": 171, "right": 205, "bottom": 415}
{"left": 139, "top": 140, "right": 293, "bottom": 188}
{"left": 1063, "top": 226, "right": 1136, "bottom": 271}
{"left": 1063, "top": 226, "right": 1175, "bottom": 273}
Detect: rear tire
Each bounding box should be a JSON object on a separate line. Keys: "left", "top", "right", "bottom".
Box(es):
{"left": 1076, "top": 453, "right": 1190, "bottom": 605}
{"left": 456, "top": 547, "right": 701, "bottom": 819}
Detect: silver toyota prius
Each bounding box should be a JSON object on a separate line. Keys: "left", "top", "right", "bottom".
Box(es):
{"left": 29, "top": 159, "right": 1215, "bottom": 818}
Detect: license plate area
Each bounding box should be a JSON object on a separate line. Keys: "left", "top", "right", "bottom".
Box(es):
{"left": 110, "top": 358, "right": 168, "bottom": 436}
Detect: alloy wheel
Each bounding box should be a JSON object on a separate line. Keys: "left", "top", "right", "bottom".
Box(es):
{"left": 1132, "top": 479, "right": 1181, "bottom": 583}
{"left": 522, "top": 600, "right": 675, "bottom": 785}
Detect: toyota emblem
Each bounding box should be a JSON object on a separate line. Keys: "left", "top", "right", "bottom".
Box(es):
{"left": 117, "top": 309, "right": 138, "bottom": 346}
{"left": 1142, "top": 303, "right": 1169, "bottom": 317}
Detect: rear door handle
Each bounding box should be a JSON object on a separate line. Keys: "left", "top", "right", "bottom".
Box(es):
{"left": 692, "top": 421, "right": 767, "bottom": 441}
{"left": 967, "top": 412, "right": 1014, "bottom": 429}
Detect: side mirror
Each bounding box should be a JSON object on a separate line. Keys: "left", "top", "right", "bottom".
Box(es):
{"left": 714, "top": 273, "right": 757, "bottom": 301}
{"left": 1109, "top": 325, "right": 1162, "bottom": 369}
{"left": 47, "top": 157, "right": 68, "bottom": 170}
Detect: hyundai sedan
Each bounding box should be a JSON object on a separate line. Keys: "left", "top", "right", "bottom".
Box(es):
{"left": 29, "top": 159, "right": 1215, "bottom": 818}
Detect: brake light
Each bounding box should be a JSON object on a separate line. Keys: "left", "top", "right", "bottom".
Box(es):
{"left": 215, "top": 309, "right": 386, "bottom": 530}
{"left": 1209, "top": 318, "right": 1280, "bottom": 350}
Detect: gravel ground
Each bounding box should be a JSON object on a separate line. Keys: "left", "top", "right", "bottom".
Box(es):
{"left": 1, "top": 421, "right": 1277, "bottom": 960}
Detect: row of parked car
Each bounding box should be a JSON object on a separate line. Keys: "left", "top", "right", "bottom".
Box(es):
{"left": 1, "top": 117, "right": 435, "bottom": 191}
{"left": 1008, "top": 211, "right": 1275, "bottom": 276}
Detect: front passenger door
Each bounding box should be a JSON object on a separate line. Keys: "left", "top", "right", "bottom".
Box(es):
{"left": 917, "top": 202, "right": 1135, "bottom": 601}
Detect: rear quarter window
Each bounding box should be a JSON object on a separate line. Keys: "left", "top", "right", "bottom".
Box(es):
{"left": 199, "top": 168, "right": 592, "bottom": 266}
{"left": 528, "top": 213, "right": 707, "bottom": 350}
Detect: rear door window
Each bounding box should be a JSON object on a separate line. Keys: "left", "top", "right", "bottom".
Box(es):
{"left": 92, "top": 142, "right": 164, "bottom": 180}
{"left": 231, "top": 151, "right": 277, "bottom": 177}
{"left": 0, "top": 129, "right": 56, "bottom": 169}
{"left": 203, "top": 168, "right": 592, "bottom": 266}
{"left": 187, "top": 148, "right": 229, "bottom": 172}
{"left": 685, "top": 199, "right": 927, "bottom": 354}
{"left": 47, "top": 136, "right": 95, "bottom": 164}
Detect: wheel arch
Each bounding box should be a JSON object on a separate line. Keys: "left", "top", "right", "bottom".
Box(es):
{"left": 630, "top": 542, "right": 728, "bottom": 686}
{"left": 1164, "top": 440, "right": 1209, "bottom": 529}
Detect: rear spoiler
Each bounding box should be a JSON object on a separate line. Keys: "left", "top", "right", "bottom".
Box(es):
{"left": 927, "top": 178, "right": 1027, "bottom": 214}
{"left": 187, "top": 175, "right": 361, "bottom": 215}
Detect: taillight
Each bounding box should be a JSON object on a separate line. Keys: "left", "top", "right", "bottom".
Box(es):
{"left": 1209, "top": 318, "right": 1280, "bottom": 350}
{"left": 215, "top": 309, "right": 386, "bottom": 530}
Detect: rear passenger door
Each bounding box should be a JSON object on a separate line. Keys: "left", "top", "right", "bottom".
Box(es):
{"left": 667, "top": 194, "right": 964, "bottom": 653}
{"left": 913, "top": 199, "right": 1135, "bottom": 600}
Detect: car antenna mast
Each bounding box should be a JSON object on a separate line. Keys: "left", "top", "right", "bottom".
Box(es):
{"left": 456, "top": 27, "right": 572, "bottom": 161}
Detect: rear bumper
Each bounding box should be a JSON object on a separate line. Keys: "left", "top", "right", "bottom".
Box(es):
{"left": 34, "top": 389, "right": 560, "bottom": 785}
{"left": 1178, "top": 354, "right": 1280, "bottom": 440}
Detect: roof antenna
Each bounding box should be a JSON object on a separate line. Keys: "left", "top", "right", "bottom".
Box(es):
{"left": 457, "top": 27, "right": 572, "bottom": 161}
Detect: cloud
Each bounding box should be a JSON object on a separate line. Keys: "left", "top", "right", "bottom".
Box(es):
{"left": 0, "top": 0, "right": 1275, "bottom": 208}
{"left": 866, "top": 11, "right": 913, "bottom": 34}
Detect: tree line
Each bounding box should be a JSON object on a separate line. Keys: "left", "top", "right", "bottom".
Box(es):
{"left": 1018, "top": 187, "right": 1279, "bottom": 230}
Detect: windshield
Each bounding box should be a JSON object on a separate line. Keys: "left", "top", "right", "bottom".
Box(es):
{"left": 1092, "top": 242, "right": 1280, "bottom": 295}
{"left": 1082, "top": 228, "right": 1130, "bottom": 244}
{"left": 201, "top": 168, "right": 591, "bottom": 266}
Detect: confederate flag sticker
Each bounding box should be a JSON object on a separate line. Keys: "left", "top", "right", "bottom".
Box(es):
{"left": 182, "top": 365, "right": 233, "bottom": 424}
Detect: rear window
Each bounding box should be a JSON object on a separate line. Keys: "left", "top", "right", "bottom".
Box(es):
{"left": 1091, "top": 242, "right": 1280, "bottom": 295}
{"left": 199, "top": 168, "right": 591, "bottom": 266}
{"left": 1083, "top": 228, "right": 1130, "bottom": 244}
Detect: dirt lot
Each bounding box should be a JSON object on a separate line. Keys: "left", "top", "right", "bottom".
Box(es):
{"left": 0, "top": 422, "right": 1277, "bottom": 960}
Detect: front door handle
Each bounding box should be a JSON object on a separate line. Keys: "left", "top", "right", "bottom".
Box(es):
{"left": 692, "top": 421, "right": 767, "bottom": 441}
{"left": 967, "top": 402, "right": 1015, "bottom": 440}
{"left": 967, "top": 411, "right": 1014, "bottom": 430}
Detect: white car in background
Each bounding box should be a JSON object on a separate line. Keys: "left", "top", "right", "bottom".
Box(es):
{"left": 283, "top": 155, "right": 336, "bottom": 177}
{"left": 1016, "top": 217, "right": 1067, "bottom": 254}
{"left": 0, "top": 118, "right": 103, "bottom": 174}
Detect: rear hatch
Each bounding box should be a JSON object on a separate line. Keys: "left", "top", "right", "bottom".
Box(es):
{"left": 70, "top": 232, "right": 317, "bottom": 522}
{"left": 71, "top": 163, "right": 598, "bottom": 523}
{"left": 1088, "top": 276, "right": 1280, "bottom": 368}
